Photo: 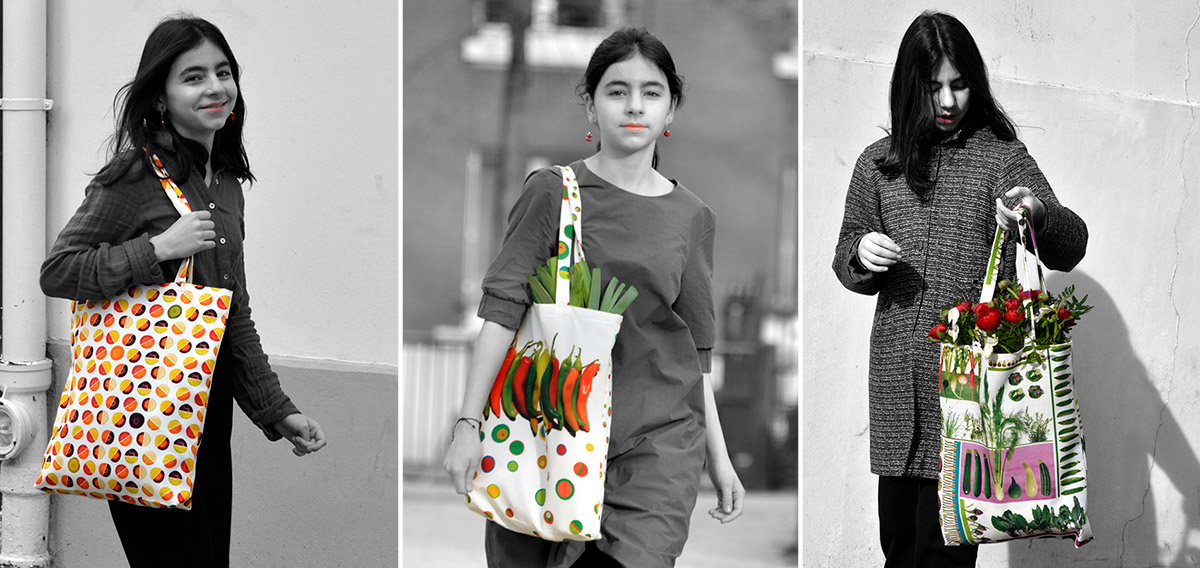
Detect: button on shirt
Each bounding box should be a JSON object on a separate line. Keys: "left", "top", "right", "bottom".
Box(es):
{"left": 40, "top": 148, "right": 298, "bottom": 440}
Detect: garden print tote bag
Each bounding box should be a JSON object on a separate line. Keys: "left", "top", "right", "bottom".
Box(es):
{"left": 465, "top": 166, "right": 622, "bottom": 541}
{"left": 35, "top": 153, "right": 232, "bottom": 510}
{"left": 937, "top": 221, "right": 1092, "bottom": 547}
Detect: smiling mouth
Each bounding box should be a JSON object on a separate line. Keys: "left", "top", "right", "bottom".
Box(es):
{"left": 201, "top": 102, "right": 227, "bottom": 112}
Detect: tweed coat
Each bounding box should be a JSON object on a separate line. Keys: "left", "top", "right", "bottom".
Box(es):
{"left": 833, "top": 126, "right": 1088, "bottom": 478}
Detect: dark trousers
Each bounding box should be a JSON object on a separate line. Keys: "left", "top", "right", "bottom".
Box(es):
{"left": 108, "top": 367, "right": 235, "bottom": 568}
{"left": 878, "top": 476, "right": 978, "bottom": 568}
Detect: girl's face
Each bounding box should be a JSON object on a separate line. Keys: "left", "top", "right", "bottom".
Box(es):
{"left": 160, "top": 39, "right": 237, "bottom": 148}
{"left": 585, "top": 54, "right": 675, "bottom": 155}
{"left": 929, "top": 58, "right": 969, "bottom": 133}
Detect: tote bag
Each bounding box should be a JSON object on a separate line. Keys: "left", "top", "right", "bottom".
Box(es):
{"left": 465, "top": 166, "right": 622, "bottom": 541}
{"left": 937, "top": 220, "right": 1092, "bottom": 546}
{"left": 35, "top": 153, "right": 232, "bottom": 510}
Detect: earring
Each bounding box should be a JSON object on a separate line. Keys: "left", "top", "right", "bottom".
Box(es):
{"left": 160, "top": 110, "right": 166, "bottom": 127}
{"left": 664, "top": 129, "right": 671, "bottom": 137}
{"left": 229, "top": 111, "right": 236, "bottom": 121}
{"left": 585, "top": 131, "right": 592, "bottom": 142}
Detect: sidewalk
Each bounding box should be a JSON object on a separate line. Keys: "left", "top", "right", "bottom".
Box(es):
{"left": 402, "top": 475, "right": 798, "bottom": 567}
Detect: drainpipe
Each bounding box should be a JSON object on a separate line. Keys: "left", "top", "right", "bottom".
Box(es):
{"left": 0, "top": 0, "right": 54, "bottom": 566}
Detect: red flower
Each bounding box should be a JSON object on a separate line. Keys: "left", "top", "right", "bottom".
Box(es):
{"left": 929, "top": 323, "right": 948, "bottom": 340}
{"left": 976, "top": 308, "right": 1001, "bottom": 331}
{"left": 972, "top": 302, "right": 989, "bottom": 316}
{"left": 1003, "top": 309, "right": 1024, "bottom": 324}
{"left": 1020, "top": 289, "right": 1042, "bottom": 300}
{"left": 1004, "top": 298, "right": 1021, "bottom": 313}
{"left": 954, "top": 302, "right": 972, "bottom": 315}
{"left": 1058, "top": 308, "right": 1074, "bottom": 326}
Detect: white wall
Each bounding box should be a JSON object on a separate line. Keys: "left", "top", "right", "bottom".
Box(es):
{"left": 804, "top": 3, "right": 1200, "bottom": 566}
{"left": 40, "top": 1, "right": 398, "bottom": 566}
{"left": 45, "top": 0, "right": 398, "bottom": 366}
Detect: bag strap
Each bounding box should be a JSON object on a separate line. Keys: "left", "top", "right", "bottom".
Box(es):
{"left": 555, "top": 166, "right": 584, "bottom": 306}
{"left": 147, "top": 152, "right": 195, "bottom": 285}
{"left": 978, "top": 210, "right": 1047, "bottom": 342}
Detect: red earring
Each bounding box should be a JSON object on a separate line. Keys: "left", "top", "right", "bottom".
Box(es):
{"left": 664, "top": 129, "right": 671, "bottom": 137}
{"left": 229, "top": 111, "right": 236, "bottom": 121}
{"left": 585, "top": 131, "right": 592, "bottom": 142}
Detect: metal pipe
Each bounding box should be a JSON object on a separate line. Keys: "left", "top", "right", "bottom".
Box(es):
{"left": 0, "top": 0, "right": 54, "bottom": 566}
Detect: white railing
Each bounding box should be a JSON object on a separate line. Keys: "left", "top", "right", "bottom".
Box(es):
{"left": 402, "top": 338, "right": 472, "bottom": 468}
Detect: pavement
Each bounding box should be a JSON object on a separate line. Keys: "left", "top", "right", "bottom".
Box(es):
{"left": 402, "top": 474, "right": 798, "bottom": 568}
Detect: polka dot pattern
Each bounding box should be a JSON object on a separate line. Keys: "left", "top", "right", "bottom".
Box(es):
{"left": 36, "top": 156, "right": 232, "bottom": 510}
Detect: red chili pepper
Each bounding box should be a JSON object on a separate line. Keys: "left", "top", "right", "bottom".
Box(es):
{"left": 576, "top": 360, "right": 600, "bottom": 432}
{"left": 561, "top": 363, "right": 582, "bottom": 435}
{"left": 489, "top": 347, "right": 518, "bottom": 418}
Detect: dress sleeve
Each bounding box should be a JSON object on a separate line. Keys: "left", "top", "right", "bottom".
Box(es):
{"left": 477, "top": 168, "right": 560, "bottom": 329}
{"left": 832, "top": 149, "right": 885, "bottom": 295}
{"left": 674, "top": 210, "right": 716, "bottom": 372}
{"left": 999, "top": 144, "right": 1088, "bottom": 271}
{"left": 40, "top": 180, "right": 167, "bottom": 301}
{"left": 223, "top": 204, "right": 300, "bottom": 441}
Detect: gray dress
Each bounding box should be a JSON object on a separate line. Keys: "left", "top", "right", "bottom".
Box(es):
{"left": 479, "top": 160, "right": 717, "bottom": 567}
{"left": 832, "top": 127, "right": 1088, "bottom": 479}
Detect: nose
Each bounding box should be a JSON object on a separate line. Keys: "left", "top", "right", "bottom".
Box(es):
{"left": 625, "top": 92, "right": 644, "bottom": 116}
{"left": 937, "top": 86, "right": 955, "bottom": 111}
{"left": 204, "top": 74, "right": 223, "bottom": 95}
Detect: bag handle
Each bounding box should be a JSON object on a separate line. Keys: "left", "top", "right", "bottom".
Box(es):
{"left": 555, "top": 166, "right": 585, "bottom": 306}
{"left": 977, "top": 208, "right": 1046, "bottom": 342}
{"left": 147, "top": 152, "right": 196, "bottom": 285}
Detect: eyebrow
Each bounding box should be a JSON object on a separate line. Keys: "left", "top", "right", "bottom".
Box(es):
{"left": 603, "top": 79, "right": 666, "bottom": 89}
{"left": 178, "top": 61, "right": 231, "bottom": 77}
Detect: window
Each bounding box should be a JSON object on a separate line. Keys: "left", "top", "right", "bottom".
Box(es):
{"left": 462, "top": 0, "right": 624, "bottom": 70}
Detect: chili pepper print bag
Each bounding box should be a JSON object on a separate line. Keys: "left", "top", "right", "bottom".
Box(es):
{"left": 465, "top": 166, "right": 636, "bottom": 541}
{"left": 35, "top": 153, "right": 232, "bottom": 510}
{"left": 933, "top": 213, "right": 1092, "bottom": 547}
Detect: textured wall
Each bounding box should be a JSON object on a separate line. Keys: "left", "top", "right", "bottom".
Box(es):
{"left": 804, "top": 3, "right": 1200, "bottom": 566}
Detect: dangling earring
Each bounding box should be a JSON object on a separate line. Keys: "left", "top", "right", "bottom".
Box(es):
{"left": 229, "top": 111, "right": 236, "bottom": 121}
{"left": 160, "top": 110, "right": 166, "bottom": 127}
{"left": 585, "top": 131, "right": 592, "bottom": 142}
{"left": 664, "top": 129, "right": 671, "bottom": 137}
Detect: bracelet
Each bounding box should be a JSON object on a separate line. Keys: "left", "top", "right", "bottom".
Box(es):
{"left": 450, "top": 417, "right": 481, "bottom": 442}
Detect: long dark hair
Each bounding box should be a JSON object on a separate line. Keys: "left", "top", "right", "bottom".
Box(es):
{"left": 876, "top": 11, "right": 1017, "bottom": 194}
{"left": 576, "top": 27, "right": 684, "bottom": 169}
{"left": 97, "top": 16, "right": 253, "bottom": 185}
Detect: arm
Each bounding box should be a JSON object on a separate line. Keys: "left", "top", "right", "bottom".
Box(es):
{"left": 995, "top": 145, "right": 1088, "bottom": 271}
{"left": 674, "top": 211, "right": 716, "bottom": 370}
{"left": 833, "top": 151, "right": 891, "bottom": 295}
{"left": 442, "top": 320, "right": 518, "bottom": 494}
{"left": 703, "top": 371, "right": 745, "bottom": 523}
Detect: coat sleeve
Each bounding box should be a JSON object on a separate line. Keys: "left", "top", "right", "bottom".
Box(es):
{"left": 223, "top": 189, "right": 299, "bottom": 441}
{"left": 999, "top": 144, "right": 1088, "bottom": 271}
{"left": 833, "top": 148, "right": 886, "bottom": 295}
{"left": 40, "top": 180, "right": 167, "bottom": 301}
{"left": 477, "top": 168, "right": 560, "bottom": 330}
{"left": 673, "top": 209, "right": 716, "bottom": 372}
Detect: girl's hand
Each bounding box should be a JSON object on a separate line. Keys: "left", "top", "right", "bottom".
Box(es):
{"left": 443, "top": 420, "right": 482, "bottom": 495}
{"left": 995, "top": 186, "right": 1045, "bottom": 234}
{"left": 856, "top": 232, "right": 902, "bottom": 272}
{"left": 273, "top": 413, "right": 327, "bottom": 456}
{"left": 149, "top": 211, "right": 216, "bottom": 262}
{"left": 706, "top": 452, "right": 746, "bottom": 524}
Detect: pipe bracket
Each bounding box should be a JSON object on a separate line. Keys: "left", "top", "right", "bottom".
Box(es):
{"left": 0, "top": 99, "right": 53, "bottom": 111}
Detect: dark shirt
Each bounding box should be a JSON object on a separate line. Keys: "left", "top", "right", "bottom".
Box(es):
{"left": 40, "top": 148, "right": 299, "bottom": 440}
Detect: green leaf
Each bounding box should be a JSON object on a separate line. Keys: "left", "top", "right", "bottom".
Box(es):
{"left": 588, "top": 267, "right": 602, "bottom": 310}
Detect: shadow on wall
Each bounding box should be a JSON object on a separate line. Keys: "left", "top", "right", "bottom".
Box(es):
{"left": 1005, "top": 271, "right": 1200, "bottom": 566}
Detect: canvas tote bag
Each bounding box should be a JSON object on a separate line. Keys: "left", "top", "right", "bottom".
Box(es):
{"left": 937, "top": 218, "right": 1092, "bottom": 546}
{"left": 35, "top": 153, "right": 232, "bottom": 509}
{"left": 465, "top": 166, "right": 622, "bottom": 541}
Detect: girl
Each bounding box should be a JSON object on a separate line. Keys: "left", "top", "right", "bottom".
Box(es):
{"left": 443, "top": 27, "right": 745, "bottom": 568}
{"left": 40, "top": 16, "right": 326, "bottom": 568}
{"left": 832, "top": 11, "right": 1088, "bottom": 567}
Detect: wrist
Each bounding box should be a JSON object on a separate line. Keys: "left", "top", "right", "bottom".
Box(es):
{"left": 451, "top": 416, "right": 480, "bottom": 442}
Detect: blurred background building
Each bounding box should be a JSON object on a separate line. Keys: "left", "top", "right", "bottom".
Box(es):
{"left": 403, "top": 0, "right": 799, "bottom": 496}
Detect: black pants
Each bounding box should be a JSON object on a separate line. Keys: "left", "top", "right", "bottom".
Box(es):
{"left": 108, "top": 366, "right": 235, "bottom": 568}
{"left": 485, "top": 522, "right": 623, "bottom": 567}
{"left": 878, "top": 476, "right": 978, "bottom": 568}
